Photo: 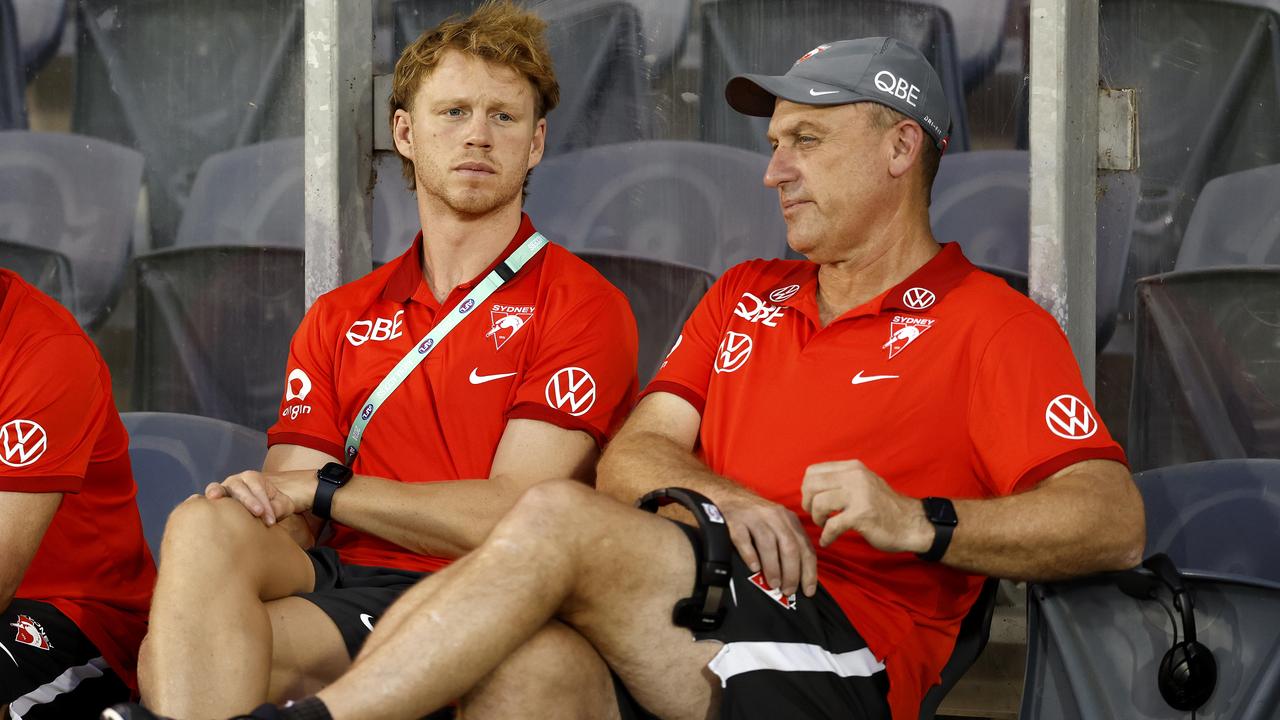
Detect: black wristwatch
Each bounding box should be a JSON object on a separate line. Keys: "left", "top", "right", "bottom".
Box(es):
{"left": 916, "top": 497, "right": 958, "bottom": 562}
{"left": 313, "top": 462, "right": 353, "bottom": 521}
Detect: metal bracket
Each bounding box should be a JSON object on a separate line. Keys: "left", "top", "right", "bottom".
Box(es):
{"left": 1097, "top": 88, "right": 1138, "bottom": 171}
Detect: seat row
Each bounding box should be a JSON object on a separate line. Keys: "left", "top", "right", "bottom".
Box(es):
{"left": 121, "top": 411, "right": 1280, "bottom": 719}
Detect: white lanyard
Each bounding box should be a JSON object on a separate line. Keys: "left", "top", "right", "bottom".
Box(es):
{"left": 343, "top": 232, "right": 548, "bottom": 464}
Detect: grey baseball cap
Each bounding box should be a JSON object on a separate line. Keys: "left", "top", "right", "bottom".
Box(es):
{"left": 725, "top": 37, "right": 952, "bottom": 150}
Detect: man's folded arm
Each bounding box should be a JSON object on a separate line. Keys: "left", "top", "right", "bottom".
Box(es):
{"left": 599, "top": 391, "right": 821, "bottom": 598}
{"left": 942, "top": 459, "right": 1145, "bottom": 581}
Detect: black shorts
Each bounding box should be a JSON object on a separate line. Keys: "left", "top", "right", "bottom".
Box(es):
{"left": 677, "top": 524, "right": 892, "bottom": 720}
{"left": 0, "top": 599, "right": 131, "bottom": 719}
{"left": 295, "top": 547, "right": 427, "bottom": 659}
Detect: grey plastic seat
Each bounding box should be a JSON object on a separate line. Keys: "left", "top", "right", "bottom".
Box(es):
{"left": 524, "top": 140, "right": 788, "bottom": 275}
{"left": 699, "top": 0, "right": 969, "bottom": 155}
{"left": 132, "top": 138, "right": 306, "bottom": 429}
{"left": 0, "top": 130, "right": 144, "bottom": 327}
{"left": 0, "top": 238, "right": 75, "bottom": 312}
{"left": 1021, "top": 459, "right": 1280, "bottom": 719}
{"left": 12, "top": 0, "right": 67, "bottom": 82}
{"left": 173, "top": 138, "right": 304, "bottom": 249}
{"left": 930, "top": 150, "right": 1139, "bottom": 350}
{"left": 1128, "top": 165, "right": 1280, "bottom": 471}
{"left": 575, "top": 252, "right": 714, "bottom": 385}
{"left": 391, "top": 0, "right": 649, "bottom": 156}
{"left": 133, "top": 246, "right": 304, "bottom": 433}
{"left": 918, "top": 577, "right": 1000, "bottom": 720}
{"left": 122, "top": 411, "right": 267, "bottom": 557}
{"left": 1174, "top": 163, "right": 1280, "bottom": 270}
{"left": 1099, "top": 0, "right": 1280, "bottom": 284}
{"left": 926, "top": 0, "right": 1014, "bottom": 90}
{"left": 72, "top": 0, "right": 304, "bottom": 248}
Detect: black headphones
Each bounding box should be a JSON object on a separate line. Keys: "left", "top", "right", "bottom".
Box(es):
{"left": 1116, "top": 553, "right": 1217, "bottom": 712}
{"left": 637, "top": 488, "right": 732, "bottom": 631}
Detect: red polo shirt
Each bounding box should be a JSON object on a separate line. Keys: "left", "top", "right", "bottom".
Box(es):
{"left": 647, "top": 243, "right": 1126, "bottom": 719}
{"left": 267, "top": 214, "right": 639, "bottom": 573}
{"left": 0, "top": 270, "right": 157, "bottom": 690}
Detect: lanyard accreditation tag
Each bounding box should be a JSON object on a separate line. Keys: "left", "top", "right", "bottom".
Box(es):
{"left": 343, "top": 232, "right": 548, "bottom": 465}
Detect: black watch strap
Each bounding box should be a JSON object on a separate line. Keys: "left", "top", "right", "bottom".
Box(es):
{"left": 917, "top": 496, "right": 958, "bottom": 563}
{"left": 313, "top": 462, "right": 352, "bottom": 521}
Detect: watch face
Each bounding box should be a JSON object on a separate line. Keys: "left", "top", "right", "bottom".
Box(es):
{"left": 319, "top": 462, "right": 353, "bottom": 485}
{"left": 924, "top": 497, "right": 958, "bottom": 526}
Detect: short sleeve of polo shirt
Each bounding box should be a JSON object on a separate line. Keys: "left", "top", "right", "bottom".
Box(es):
{"left": 968, "top": 310, "right": 1127, "bottom": 495}
{"left": 507, "top": 286, "right": 639, "bottom": 446}
{"left": 267, "top": 299, "right": 346, "bottom": 458}
{"left": 0, "top": 335, "right": 108, "bottom": 493}
{"left": 643, "top": 266, "right": 740, "bottom": 414}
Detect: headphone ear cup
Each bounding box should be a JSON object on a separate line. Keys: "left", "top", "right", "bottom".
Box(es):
{"left": 1158, "top": 640, "right": 1217, "bottom": 711}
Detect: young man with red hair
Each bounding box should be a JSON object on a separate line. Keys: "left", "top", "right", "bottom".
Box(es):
{"left": 116, "top": 2, "right": 639, "bottom": 718}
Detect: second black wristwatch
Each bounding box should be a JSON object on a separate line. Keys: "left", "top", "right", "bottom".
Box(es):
{"left": 916, "top": 496, "right": 958, "bottom": 563}
{"left": 313, "top": 462, "right": 353, "bottom": 521}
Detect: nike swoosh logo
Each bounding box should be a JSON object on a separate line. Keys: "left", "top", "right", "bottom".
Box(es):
{"left": 359, "top": 613, "right": 376, "bottom": 632}
{"left": 851, "top": 371, "right": 899, "bottom": 385}
{"left": 469, "top": 368, "right": 517, "bottom": 385}
{"left": 0, "top": 641, "right": 17, "bottom": 666}
{"left": 809, "top": 89, "right": 840, "bottom": 96}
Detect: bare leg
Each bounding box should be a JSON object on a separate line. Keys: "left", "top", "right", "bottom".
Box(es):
{"left": 460, "top": 621, "right": 621, "bottom": 720}
{"left": 139, "top": 498, "right": 323, "bottom": 716}
{"left": 265, "top": 597, "right": 351, "bottom": 702}
{"left": 317, "top": 480, "right": 722, "bottom": 720}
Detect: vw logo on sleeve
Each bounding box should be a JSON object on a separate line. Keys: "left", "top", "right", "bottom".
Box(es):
{"left": 0, "top": 419, "right": 47, "bottom": 468}
{"left": 1045, "top": 394, "right": 1098, "bottom": 440}
{"left": 545, "top": 367, "right": 597, "bottom": 417}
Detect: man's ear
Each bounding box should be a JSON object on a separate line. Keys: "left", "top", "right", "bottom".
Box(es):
{"left": 887, "top": 119, "right": 925, "bottom": 180}
{"left": 392, "top": 108, "right": 414, "bottom": 161}
{"left": 528, "top": 117, "right": 547, "bottom": 170}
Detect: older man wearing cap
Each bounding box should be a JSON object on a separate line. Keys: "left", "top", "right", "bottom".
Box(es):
{"left": 172, "top": 37, "right": 1143, "bottom": 720}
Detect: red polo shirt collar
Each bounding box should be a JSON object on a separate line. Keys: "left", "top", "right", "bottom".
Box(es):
{"left": 381, "top": 213, "right": 538, "bottom": 305}
{"left": 771, "top": 242, "right": 975, "bottom": 323}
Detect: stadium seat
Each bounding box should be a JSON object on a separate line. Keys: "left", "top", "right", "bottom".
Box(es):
{"left": 1099, "top": 0, "right": 1280, "bottom": 285}
{"left": 699, "top": 0, "right": 970, "bottom": 155}
{"left": 929, "top": 150, "right": 1139, "bottom": 350}
{"left": 391, "top": 0, "right": 649, "bottom": 156}
{"left": 122, "top": 411, "right": 267, "bottom": 557}
{"left": 524, "top": 140, "right": 788, "bottom": 275}
{"left": 918, "top": 577, "right": 1000, "bottom": 719}
{"left": 72, "top": 0, "right": 304, "bottom": 248}
{"left": 1127, "top": 165, "right": 1280, "bottom": 472}
{"left": 926, "top": 0, "right": 1014, "bottom": 90}
{"left": 0, "top": 131, "right": 144, "bottom": 327}
{"left": 172, "top": 138, "right": 304, "bottom": 249}
{"left": 0, "top": 238, "right": 75, "bottom": 312}
{"left": 131, "top": 138, "right": 306, "bottom": 430}
{"left": 132, "top": 246, "right": 304, "bottom": 432}
{"left": 1021, "top": 459, "right": 1280, "bottom": 719}
{"left": 0, "top": 0, "right": 25, "bottom": 129}
{"left": 575, "top": 252, "right": 714, "bottom": 385}
{"left": 12, "top": 0, "right": 67, "bottom": 82}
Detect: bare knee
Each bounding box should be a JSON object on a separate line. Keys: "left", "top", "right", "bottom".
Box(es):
{"left": 495, "top": 480, "right": 611, "bottom": 548}
{"left": 461, "top": 622, "right": 619, "bottom": 720}
{"left": 160, "top": 496, "right": 260, "bottom": 557}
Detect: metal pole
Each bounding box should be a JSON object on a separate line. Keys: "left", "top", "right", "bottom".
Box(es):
{"left": 303, "top": 0, "right": 373, "bottom": 307}
{"left": 1029, "top": 0, "right": 1099, "bottom": 394}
